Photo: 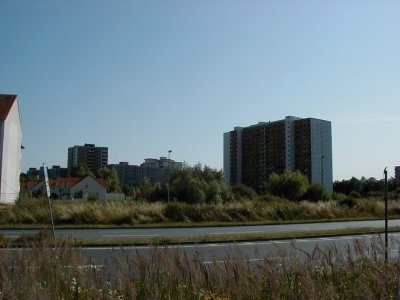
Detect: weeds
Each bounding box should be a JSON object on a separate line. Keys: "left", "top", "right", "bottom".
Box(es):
{"left": 0, "top": 235, "right": 399, "bottom": 299}
{"left": 1, "top": 197, "right": 400, "bottom": 226}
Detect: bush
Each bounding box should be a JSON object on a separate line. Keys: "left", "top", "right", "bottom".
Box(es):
{"left": 302, "top": 184, "right": 327, "bottom": 202}
{"left": 170, "top": 165, "right": 233, "bottom": 204}
{"left": 266, "top": 170, "right": 309, "bottom": 201}
{"left": 87, "top": 193, "right": 99, "bottom": 202}
{"left": 231, "top": 184, "right": 257, "bottom": 200}
{"left": 338, "top": 197, "right": 358, "bottom": 208}
{"left": 164, "top": 202, "right": 185, "bottom": 221}
{"left": 349, "top": 191, "right": 362, "bottom": 198}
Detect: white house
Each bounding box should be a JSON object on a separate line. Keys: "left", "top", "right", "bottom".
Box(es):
{"left": 24, "top": 176, "right": 107, "bottom": 200}
{"left": 0, "top": 94, "right": 22, "bottom": 204}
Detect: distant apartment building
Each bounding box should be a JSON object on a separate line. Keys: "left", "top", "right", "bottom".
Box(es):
{"left": 224, "top": 116, "right": 333, "bottom": 192}
{"left": 395, "top": 166, "right": 400, "bottom": 179}
{"left": 109, "top": 157, "right": 183, "bottom": 187}
{"left": 68, "top": 143, "right": 108, "bottom": 174}
{"left": 0, "top": 94, "right": 22, "bottom": 204}
{"left": 26, "top": 165, "right": 69, "bottom": 179}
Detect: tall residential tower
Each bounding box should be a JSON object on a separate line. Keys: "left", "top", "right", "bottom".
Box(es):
{"left": 224, "top": 116, "right": 333, "bottom": 192}
{"left": 68, "top": 143, "right": 108, "bottom": 174}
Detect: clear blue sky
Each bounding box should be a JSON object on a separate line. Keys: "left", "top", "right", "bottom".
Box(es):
{"left": 1, "top": 0, "right": 399, "bottom": 180}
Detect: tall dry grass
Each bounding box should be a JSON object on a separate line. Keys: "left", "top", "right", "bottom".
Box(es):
{"left": 0, "top": 236, "right": 400, "bottom": 299}
{"left": 1, "top": 197, "right": 400, "bottom": 226}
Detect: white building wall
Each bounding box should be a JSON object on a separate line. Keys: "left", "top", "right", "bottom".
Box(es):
{"left": 70, "top": 176, "right": 106, "bottom": 200}
{"left": 0, "top": 102, "right": 22, "bottom": 204}
{"left": 309, "top": 118, "right": 333, "bottom": 192}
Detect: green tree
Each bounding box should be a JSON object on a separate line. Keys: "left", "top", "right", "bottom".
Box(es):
{"left": 333, "top": 177, "right": 361, "bottom": 195}
{"left": 266, "top": 170, "right": 309, "bottom": 201}
{"left": 121, "top": 184, "right": 136, "bottom": 199}
{"left": 231, "top": 184, "right": 257, "bottom": 200}
{"left": 137, "top": 177, "right": 152, "bottom": 200}
{"left": 302, "top": 183, "right": 329, "bottom": 202}
{"left": 96, "top": 167, "right": 121, "bottom": 193}
{"left": 148, "top": 182, "right": 167, "bottom": 202}
{"left": 170, "top": 164, "right": 234, "bottom": 204}
{"left": 71, "top": 164, "right": 94, "bottom": 177}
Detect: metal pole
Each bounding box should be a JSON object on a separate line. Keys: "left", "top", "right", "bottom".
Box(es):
{"left": 43, "top": 163, "right": 56, "bottom": 240}
{"left": 47, "top": 196, "right": 56, "bottom": 240}
{"left": 167, "top": 150, "right": 172, "bottom": 202}
{"left": 384, "top": 167, "right": 388, "bottom": 262}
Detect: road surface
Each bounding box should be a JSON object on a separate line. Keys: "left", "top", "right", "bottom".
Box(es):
{"left": 1, "top": 219, "right": 399, "bottom": 240}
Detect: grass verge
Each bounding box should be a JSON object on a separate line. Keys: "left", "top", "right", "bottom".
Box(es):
{"left": 1, "top": 231, "right": 400, "bottom": 298}
{"left": 2, "top": 226, "right": 400, "bottom": 247}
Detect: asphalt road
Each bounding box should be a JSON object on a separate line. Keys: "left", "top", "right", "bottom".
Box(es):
{"left": 74, "top": 232, "right": 400, "bottom": 266}
{"left": 2, "top": 232, "right": 399, "bottom": 277}
{"left": 1, "top": 219, "right": 399, "bottom": 240}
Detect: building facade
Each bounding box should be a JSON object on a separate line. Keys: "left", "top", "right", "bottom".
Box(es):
{"left": 0, "top": 94, "right": 22, "bottom": 204}
{"left": 395, "top": 166, "right": 400, "bottom": 179}
{"left": 68, "top": 143, "right": 108, "bottom": 174}
{"left": 224, "top": 116, "right": 333, "bottom": 192}
{"left": 109, "top": 157, "right": 183, "bottom": 187}
{"left": 24, "top": 176, "right": 107, "bottom": 200}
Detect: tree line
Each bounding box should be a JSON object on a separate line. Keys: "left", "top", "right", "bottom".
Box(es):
{"left": 22, "top": 163, "right": 400, "bottom": 203}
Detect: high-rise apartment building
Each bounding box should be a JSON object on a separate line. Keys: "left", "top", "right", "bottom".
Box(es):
{"left": 109, "top": 157, "right": 183, "bottom": 187}
{"left": 224, "top": 116, "right": 333, "bottom": 192}
{"left": 68, "top": 143, "right": 108, "bottom": 173}
{"left": 395, "top": 166, "right": 400, "bottom": 179}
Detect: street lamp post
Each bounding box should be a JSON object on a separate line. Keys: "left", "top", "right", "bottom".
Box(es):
{"left": 167, "top": 150, "right": 172, "bottom": 202}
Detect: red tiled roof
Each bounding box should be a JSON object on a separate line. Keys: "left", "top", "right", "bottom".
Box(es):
{"left": 24, "top": 181, "right": 42, "bottom": 190}
{"left": 24, "top": 176, "right": 107, "bottom": 189}
{"left": 95, "top": 178, "right": 106, "bottom": 187}
{"left": 0, "top": 94, "right": 17, "bottom": 121}
{"left": 50, "top": 177, "right": 82, "bottom": 187}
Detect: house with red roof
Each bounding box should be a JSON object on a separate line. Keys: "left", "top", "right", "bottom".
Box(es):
{"left": 24, "top": 176, "right": 107, "bottom": 200}
{"left": 0, "top": 94, "right": 22, "bottom": 204}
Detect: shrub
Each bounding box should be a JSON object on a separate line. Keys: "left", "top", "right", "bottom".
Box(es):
{"left": 349, "top": 191, "right": 362, "bottom": 198}
{"left": 87, "top": 193, "right": 99, "bottom": 202}
{"left": 338, "top": 197, "right": 358, "bottom": 208}
{"left": 163, "top": 202, "right": 185, "bottom": 221}
{"left": 266, "top": 170, "right": 309, "bottom": 201}
{"left": 231, "top": 184, "right": 257, "bottom": 200}
{"left": 302, "top": 184, "right": 328, "bottom": 202}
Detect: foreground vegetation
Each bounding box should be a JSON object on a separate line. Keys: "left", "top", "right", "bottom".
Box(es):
{"left": 1, "top": 235, "right": 400, "bottom": 299}
{"left": 1, "top": 196, "right": 400, "bottom": 226}
{"left": 13, "top": 166, "right": 400, "bottom": 226}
